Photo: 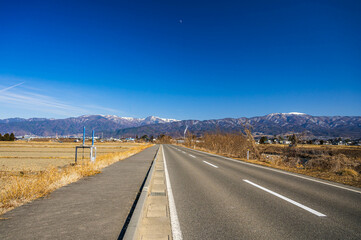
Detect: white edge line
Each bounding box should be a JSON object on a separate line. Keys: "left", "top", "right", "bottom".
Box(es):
{"left": 163, "top": 145, "right": 183, "bottom": 240}
{"left": 203, "top": 160, "right": 219, "bottom": 168}
{"left": 177, "top": 146, "right": 361, "bottom": 194}
{"left": 243, "top": 179, "right": 326, "bottom": 217}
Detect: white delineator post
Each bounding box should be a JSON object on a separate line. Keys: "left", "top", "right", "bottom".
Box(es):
{"left": 90, "top": 130, "right": 96, "bottom": 162}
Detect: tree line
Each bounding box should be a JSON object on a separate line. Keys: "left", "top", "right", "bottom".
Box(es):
{"left": 0, "top": 133, "right": 16, "bottom": 141}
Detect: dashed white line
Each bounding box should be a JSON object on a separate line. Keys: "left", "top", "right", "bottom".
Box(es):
{"left": 163, "top": 146, "right": 183, "bottom": 240}
{"left": 203, "top": 161, "right": 219, "bottom": 168}
{"left": 243, "top": 179, "right": 326, "bottom": 217}
{"left": 189, "top": 154, "right": 196, "bottom": 158}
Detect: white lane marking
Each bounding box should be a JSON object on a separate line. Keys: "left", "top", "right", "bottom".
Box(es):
{"left": 189, "top": 154, "right": 196, "bottom": 158}
{"left": 181, "top": 151, "right": 186, "bottom": 153}
{"left": 203, "top": 160, "right": 219, "bottom": 168}
{"left": 243, "top": 179, "right": 326, "bottom": 217}
{"left": 163, "top": 146, "right": 183, "bottom": 240}
{"left": 181, "top": 146, "right": 361, "bottom": 194}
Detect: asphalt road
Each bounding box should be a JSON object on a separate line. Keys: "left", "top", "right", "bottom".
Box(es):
{"left": 164, "top": 144, "right": 361, "bottom": 240}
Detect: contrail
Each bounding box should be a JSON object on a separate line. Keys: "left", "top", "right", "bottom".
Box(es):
{"left": 0, "top": 82, "right": 25, "bottom": 92}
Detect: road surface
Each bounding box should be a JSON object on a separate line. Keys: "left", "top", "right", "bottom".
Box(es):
{"left": 164, "top": 144, "right": 361, "bottom": 239}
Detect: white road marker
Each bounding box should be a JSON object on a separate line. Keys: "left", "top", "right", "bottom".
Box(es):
{"left": 243, "top": 179, "right": 326, "bottom": 217}
{"left": 181, "top": 151, "right": 186, "bottom": 153}
{"left": 203, "top": 160, "right": 218, "bottom": 168}
{"left": 163, "top": 146, "right": 183, "bottom": 240}
{"left": 189, "top": 154, "right": 196, "bottom": 158}
{"left": 180, "top": 146, "right": 361, "bottom": 194}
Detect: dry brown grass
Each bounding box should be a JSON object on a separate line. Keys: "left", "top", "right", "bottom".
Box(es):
{"left": 258, "top": 144, "right": 361, "bottom": 160}
{"left": 0, "top": 143, "right": 152, "bottom": 215}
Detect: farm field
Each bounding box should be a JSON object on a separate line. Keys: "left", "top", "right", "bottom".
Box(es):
{"left": 0, "top": 141, "right": 141, "bottom": 171}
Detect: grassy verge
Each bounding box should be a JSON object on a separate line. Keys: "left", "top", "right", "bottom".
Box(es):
{"left": 0, "top": 144, "right": 153, "bottom": 215}
{"left": 180, "top": 145, "right": 361, "bottom": 188}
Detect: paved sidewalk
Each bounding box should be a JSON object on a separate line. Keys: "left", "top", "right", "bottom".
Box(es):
{"left": 0, "top": 145, "right": 158, "bottom": 240}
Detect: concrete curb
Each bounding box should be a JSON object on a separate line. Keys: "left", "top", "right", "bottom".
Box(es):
{"left": 123, "top": 145, "right": 160, "bottom": 240}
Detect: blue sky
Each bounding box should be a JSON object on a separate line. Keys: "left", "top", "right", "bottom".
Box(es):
{"left": 0, "top": 0, "right": 360, "bottom": 120}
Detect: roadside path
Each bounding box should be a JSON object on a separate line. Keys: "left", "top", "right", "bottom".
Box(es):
{"left": 0, "top": 145, "right": 158, "bottom": 240}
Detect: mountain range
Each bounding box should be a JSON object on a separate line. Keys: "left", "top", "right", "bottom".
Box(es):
{"left": 0, "top": 115, "right": 179, "bottom": 137}
{"left": 0, "top": 113, "right": 360, "bottom": 139}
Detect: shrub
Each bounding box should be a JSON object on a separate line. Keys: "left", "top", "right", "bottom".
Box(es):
{"left": 187, "top": 131, "right": 261, "bottom": 160}
{"left": 305, "top": 154, "right": 356, "bottom": 172}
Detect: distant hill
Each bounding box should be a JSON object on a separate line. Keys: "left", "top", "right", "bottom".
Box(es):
{"left": 1, "top": 113, "right": 360, "bottom": 138}
{"left": 113, "top": 113, "right": 361, "bottom": 139}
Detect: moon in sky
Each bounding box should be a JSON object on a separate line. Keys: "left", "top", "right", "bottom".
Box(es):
{"left": 179, "top": 19, "right": 183, "bottom": 23}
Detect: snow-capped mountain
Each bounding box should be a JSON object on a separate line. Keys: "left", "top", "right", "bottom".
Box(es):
{"left": 113, "top": 113, "right": 361, "bottom": 139}
{"left": 0, "top": 115, "right": 179, "bottom": 136}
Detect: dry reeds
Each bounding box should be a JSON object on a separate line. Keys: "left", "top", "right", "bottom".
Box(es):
{"left": 0, "top": 144, "right": 152, "bottom": 215}
{"left": 188, "top": 131, "right": 260, "bottom": 160}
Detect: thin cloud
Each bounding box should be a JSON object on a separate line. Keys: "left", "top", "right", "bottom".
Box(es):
{"left": 0, "top": 81, "right": 123, "bottom": 117}
{"left": 0, "top": 92, "right": 86, "bottom": 116}
{"left": 0, "top": 82, "right": 25, "bottom": 93}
